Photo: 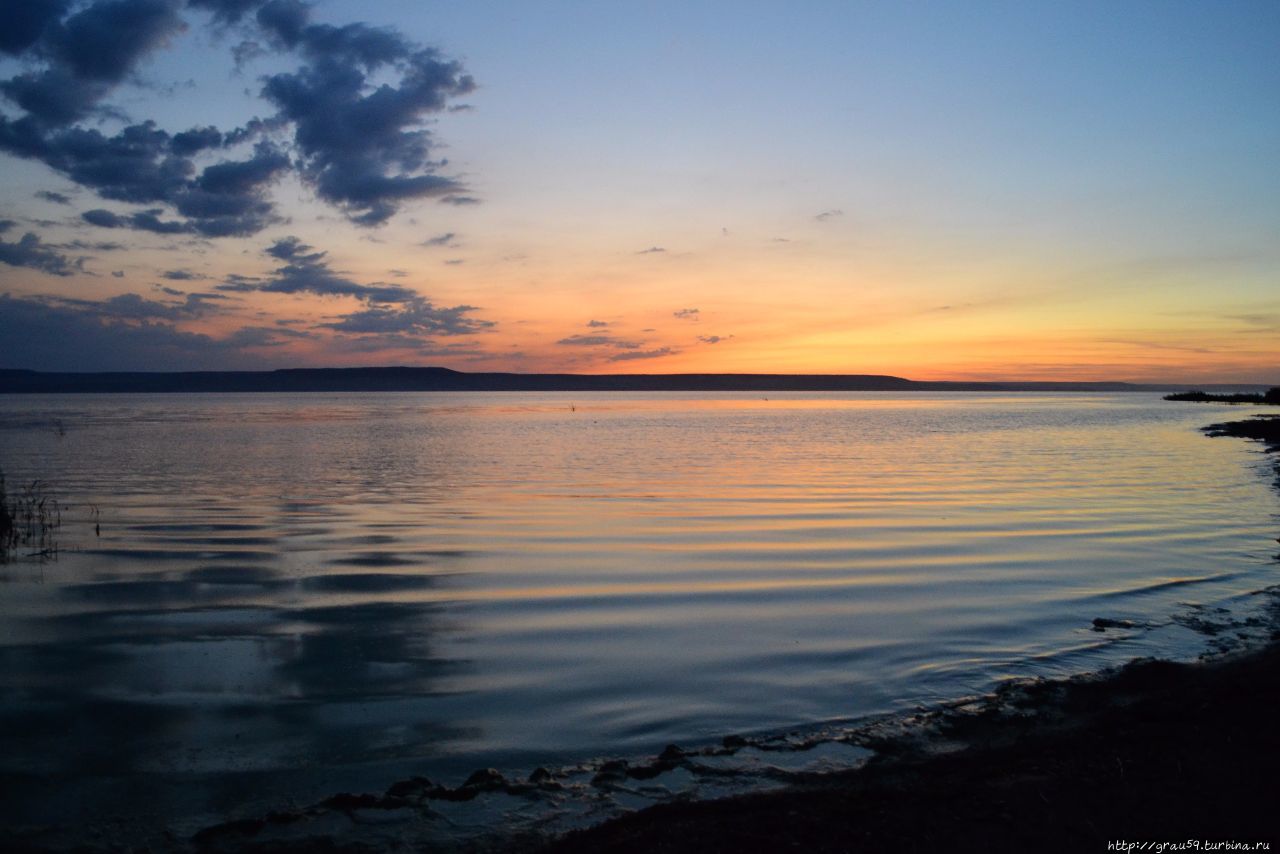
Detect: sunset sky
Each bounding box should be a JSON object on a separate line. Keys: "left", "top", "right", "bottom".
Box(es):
{"left": 1, "top": 0, "right": 1277, "bottom": 381}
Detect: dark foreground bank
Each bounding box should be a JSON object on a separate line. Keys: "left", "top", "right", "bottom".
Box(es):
{"left": 543, "top": 632, "right": 1280, "bottom": 854}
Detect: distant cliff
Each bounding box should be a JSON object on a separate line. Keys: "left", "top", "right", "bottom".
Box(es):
{"left": 0, "top": 366, "right": 1206, "bottom": 394}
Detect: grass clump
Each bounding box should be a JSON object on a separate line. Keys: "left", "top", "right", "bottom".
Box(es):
{"left": 0, "top": 468, "right": 62, "bottom": 563}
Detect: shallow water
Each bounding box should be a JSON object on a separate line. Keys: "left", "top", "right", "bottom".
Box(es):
{"left": 1, "top": 392, "right": 1277, "bottom": 838}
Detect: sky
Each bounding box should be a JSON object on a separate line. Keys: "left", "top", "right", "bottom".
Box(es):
{"left": 0, "top": 0, "right": 1277, "bottom": 382}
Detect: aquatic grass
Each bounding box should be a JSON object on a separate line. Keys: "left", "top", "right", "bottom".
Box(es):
{"left": 0, "top": 468, "right": 62, "bottom": 563}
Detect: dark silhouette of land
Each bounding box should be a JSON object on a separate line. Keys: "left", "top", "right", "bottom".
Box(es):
{"left": 541, "top": 641, "right": 1280, "bottom": 854}
{"left": 1166, "top": 388, "right": 1280, "bottom": 404}
{"left": 0, "top": 366, "right": 1264, "bottom": 394}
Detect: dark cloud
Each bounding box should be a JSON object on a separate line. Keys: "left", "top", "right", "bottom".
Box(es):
{"left": 607, "top": 347, "right": 675, "bottom": 362}
{"left": 0, "top": 293, "right": 285, "bottom": 371}
{"left": 0, "top": 70, "right": 109, "bottom": 126}
{"left": 161, "top": 269, "right": 204, "bottom": 280}
{"left": 440, "top": 195, "right": 479, "bottom": 206}
{"left": 0, "top": 0, "right": 70, "bottom": 56}
{"left": 103, "top": 291, "right": 216, "bottom": 319}
{"left": 35, "top": 190, "right": 72, "bottom": 204}
{"left": 0, "top": 220, "right": 14, "bottom": 233}
{"left": 170, "top": 125, "right": 222, "bottom": 155}
{"left": 55, "top": 0, "right": 185, "bottom": 83}
{"left": 637, "top": 246, "right": 665, "bottom": 254}
{"left": 673, "top": 308, "right": 700, "bottom": 320}
{"left": 60, "top": 239, "right": 127, "bottom": 251}
{"left": 2, "top": 1, "right": 474, "bottom": 240}
{"left": 420, "top": 232, "right": 456, "bottom": 247}
{"left": 255, "top": 0, "right": 308, "bottom": 46}
{"left": 0, "top": 0, "right": 185, "bottom": 126}
{"left": 82, "top": 207, "right": 189, "bottom": 234}
{"left": 586, "top": 319, "right": 609, "bottom": 328}
{"left": 556, "top": 334, "right": 641, "bottom": 349}
{"left": 814, "top": 209, "right": 844, "bottom": 222}
{"left": 223, "top": 324, "right": 312, "bottom": 347}
{"left": 217, "top": 236, "right": 446, "bottom": 307}
{"left": 321, "top": 301, "right": 494, "bottom": 337}
{"left": 111, "top": 270, "right": 125, "bottom": 277}
{"left": 324, "top": 333, "right": 489, "bottom": 358}
{"left": 81, "top": 209, "right": 125, "bottom": 228}
{"left": 6, "top": 122, "right": 290, "bottom": 237}
{"left": 697, "top": 334, "right": 732, "bottom": 344}
{"left": 0, "top": 231, "right": 84, "bottom": 276}
{"left": 46, "top": 289, "right": 231, "bottom": 321}
{"left": 255, "top": 2, "right": 476, "bottom": 225}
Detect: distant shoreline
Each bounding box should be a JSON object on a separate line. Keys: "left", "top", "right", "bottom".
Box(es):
{"left": 1, "top": 366, "right": 1266, "bottom": 395}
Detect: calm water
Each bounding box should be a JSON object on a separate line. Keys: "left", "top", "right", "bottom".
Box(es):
{"left": 1, "top": 392, "right": 1278, "bottom": 838}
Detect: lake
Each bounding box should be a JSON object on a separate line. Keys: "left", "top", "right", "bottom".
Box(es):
{"left": 1, "top": 392, "right": 1277, "bottom": 842}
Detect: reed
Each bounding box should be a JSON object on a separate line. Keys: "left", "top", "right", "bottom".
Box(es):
{"left": 0, "top": 468, "right": 62, "bottom": 563}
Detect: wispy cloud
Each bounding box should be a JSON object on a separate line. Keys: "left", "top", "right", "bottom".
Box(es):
{"left": 607, "top": 347, "right": 676, "bottom": 362}
{"left": 556, "top": 333, "right": 641, "bottom": 349}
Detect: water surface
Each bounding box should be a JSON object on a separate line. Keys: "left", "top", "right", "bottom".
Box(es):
{"left": 1, "top": 392, "right": 1277, "bottom": 837}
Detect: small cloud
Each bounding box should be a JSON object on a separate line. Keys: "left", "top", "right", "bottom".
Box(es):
{"left": 162, "top": 269, "right": 205, "bottom": 281}
{"left": 421, "top": 232, "right": 457, "bottom": 248}
{"left": 387, "top": 269, "right": 409, "bottom": 278}
{"left": 36, "top": 190, "right": 72, "bottom": 205}
{"left": 556, "top": 334, "right": 640, "bottom": 349}
{"left": 697, "top": 334, "right": 733, "bottom": 345}
{"left": 814, "top": 209, "right": 844, "bottom": 222}
{"left": 637, "top": 246, "right": 665, "bottom": 254}
{"left": 111, "top": 270, "right": 125, "bottom": 278}
{"left": 771, "top": 236, "right": 790, "bottom": 243}
{"left": 441, "top": 195, "right": 481, "bottom": 206}
{"left": 673, "top": 308, "right": 699, "bottom": 320}
{"left": 607, "top": 347, "right": 675, "bottom": 362}
{"left": 587, "top": 319, "right": 609, "bottom": 328}
{"left": 444, "top": 258, "right": 465, "bottom": 265}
